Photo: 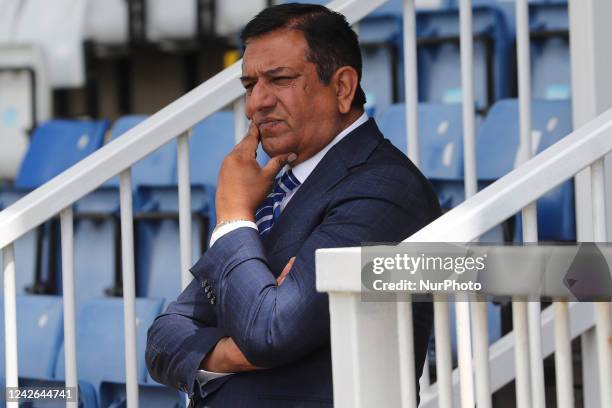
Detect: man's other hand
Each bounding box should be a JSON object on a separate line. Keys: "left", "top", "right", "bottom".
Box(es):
{"left": 201, "top": 337, "right": 262, "bottom": 373}
{"left": 277, "top": 257, "right": 295, "bottom": 286}
{"left": 215, "top": 121, "right": 297, "bottom": 223}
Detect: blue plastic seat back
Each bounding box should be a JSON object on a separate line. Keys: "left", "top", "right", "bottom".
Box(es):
{"left": 55, "top": 297, "right": 164, "bottom": 388}
{"left": 530, "top": 2, "right": 570, "bottom": 100}
{"left": 0, "top": 295, "right": 64, "bottom": 381}
{"left": 477, "top": 99, "right": 572, "bottom": 178}
{"left": 105, "top": 115, "right": 177, "bottom": 189}
{"left": 71, "top": 217, "right": 117, "bottom": 305}
{"left": 14, "top": 119, "right": 108, "bottom": 189}
{"left": 377, "top": 103, "right": 465, "bottom": 209}
{"left": 416, "top": 6, "right": 511, "bottom": 110}
{"left": 135, "top": 218, "right": 186, "bottom": 300}
{"left": 477, "top": 99, "right": 575, "bottom": 240}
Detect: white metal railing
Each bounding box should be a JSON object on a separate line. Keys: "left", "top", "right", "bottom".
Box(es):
{"left": 0, "top": 0, "right": 390, "bottom": 406}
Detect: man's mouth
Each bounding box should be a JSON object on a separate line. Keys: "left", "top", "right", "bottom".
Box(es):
{"left": 258, "top": 119, "right": 284, "bottom": 133}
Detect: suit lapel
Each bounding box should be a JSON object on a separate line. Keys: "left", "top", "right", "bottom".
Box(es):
{"left": 263, "top": 118, "right": 384, "bottom": 248}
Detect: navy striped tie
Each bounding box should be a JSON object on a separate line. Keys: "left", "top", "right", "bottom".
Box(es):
{"left": 255, "top": 169, "right": 301, "bottom": 237}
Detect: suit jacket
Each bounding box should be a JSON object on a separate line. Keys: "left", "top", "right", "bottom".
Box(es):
{"left": 146, "top": 118, "right": 441, "bottom": 407}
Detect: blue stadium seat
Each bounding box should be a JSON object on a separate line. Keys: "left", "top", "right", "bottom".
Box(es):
{"left": 54, "top": 297, "right": 165, "bottom": 406}
{"left": 476, "top": 98, "right": 575, "bottom": 241}
{"left": 416, "top": 5, "right": 512, "bottom": 112}
{"left": 376, "top": 102, "right": 465, "bottom": 209}
{"left": 15, "top": 119, "right": 108, "bottom": 189}
{"left": 0, "top": 119, "right": 108, "bottom": 296}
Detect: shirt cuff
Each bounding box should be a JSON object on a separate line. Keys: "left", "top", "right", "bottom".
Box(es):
{"left": 196, "top": 369, "right": 234, "bottom": 387}
{"left": 210, "top": 221, "right": 258, "bottom": 247}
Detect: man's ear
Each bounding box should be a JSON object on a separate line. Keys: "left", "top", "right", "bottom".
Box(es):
{"left": 333, "top": 66, "right": 359, "bottom": 114}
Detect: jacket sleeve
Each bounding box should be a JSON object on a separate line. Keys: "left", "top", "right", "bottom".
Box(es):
{"left": 190, "top": 167, "right": 438, "bottom": 368}
{"left": 145, "top": 277, "right": 227, "bottom": 398}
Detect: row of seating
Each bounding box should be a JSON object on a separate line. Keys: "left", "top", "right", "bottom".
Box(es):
{"left": 0, "top": 295, "right": 184, "bottom": 407}
{"left": 355, "top": 0, "right": 570, "bottom": 114}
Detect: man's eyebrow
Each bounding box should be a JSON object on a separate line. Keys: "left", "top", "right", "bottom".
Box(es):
{"left": 240, "top": 67, "right": 297, "bottom": 83}
{"left": 263, "top": 67, "right": 296, "bottom": 76}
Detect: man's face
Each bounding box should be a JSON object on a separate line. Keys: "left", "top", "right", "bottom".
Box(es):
{"left": 241, "top": 29, "right": 342, "bottom": 162}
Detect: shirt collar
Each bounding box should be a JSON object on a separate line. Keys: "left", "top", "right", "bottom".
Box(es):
{"left": 290, "top": 112, "right": 369, "bottom": 184}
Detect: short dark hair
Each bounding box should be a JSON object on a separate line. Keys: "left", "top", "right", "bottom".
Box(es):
{"left": 240, "top": 3, "right": 367, "bottom": 108}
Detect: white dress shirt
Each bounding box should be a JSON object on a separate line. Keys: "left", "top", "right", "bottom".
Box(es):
{"left": 197, "top": 112, "right": 368, "bottom": 386}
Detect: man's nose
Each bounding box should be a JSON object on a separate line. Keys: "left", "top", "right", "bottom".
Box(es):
{"left": 246, "top": 81, "right": 277, "bottom": 115}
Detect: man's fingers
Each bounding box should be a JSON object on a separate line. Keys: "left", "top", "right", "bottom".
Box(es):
{"left": 262, "top": 152, "right": 298, "bottom": 180}
{"left": 237, "top": 121, "right": 261, "bottom": 154}
{"left": 277, "top": 256, "right": 296, "bottom": 286}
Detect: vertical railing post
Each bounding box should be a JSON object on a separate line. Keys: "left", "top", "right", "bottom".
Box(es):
{"left": 554, "top": 300, "right": 574, "bottom": 408}
{"left": 512, "top": 300, "right": 532, "bottom": 408}
{"left": 455, "top": 298, "right": 475, "bottom": 407}
{"left": 433, "top": 297, "right": 453, "bottom": 408}
{"left": 60, "top": 207, "right": 79, "bottom": 407}
{"left": 471, "top": 295, "right": 491, "bottom": 408}
{"left": 591, "top": 158, "right": 612, "bottom": 408}
{"left": 397, "top": 300, "right": 417, "bottom": 408}
{"left": 3, "top": 244, "right": 18, "bottom": 408}
{"left": 177, "top": 130, "right": 193, "bottom": 291}
{"left": 403, "top": 0, "right": 420, "bottom": 166}
{"left": 515, "top": 1, "right": 546, "bottom": 406}
{"left": 458, "top": 1, "right": 478, "bottom": 406}
{"left": 398, "top": 2, "right": 420, "bottom": 406}
{"left": 120, "top": 169, "right": 139, "bottom": 407}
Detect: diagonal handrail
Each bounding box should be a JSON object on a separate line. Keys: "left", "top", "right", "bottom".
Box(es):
{"left": 0, "top": 0, "right": 390, "bottom": 250}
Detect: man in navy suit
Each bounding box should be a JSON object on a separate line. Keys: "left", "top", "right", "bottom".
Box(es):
{"left": 146, "top": 3, "right": 440, "bottom": 407}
